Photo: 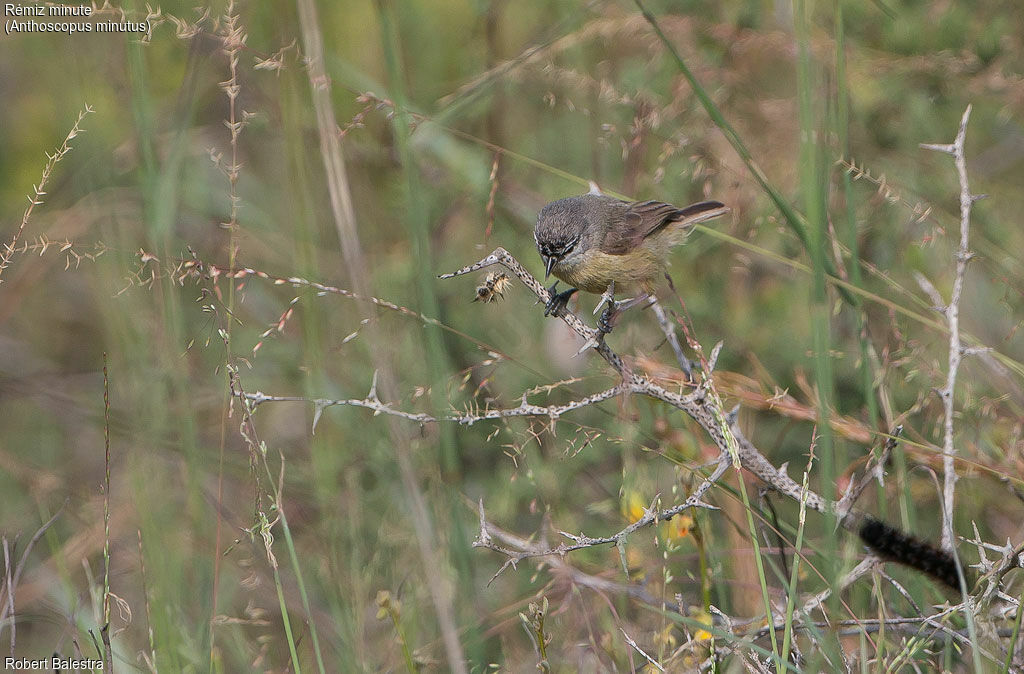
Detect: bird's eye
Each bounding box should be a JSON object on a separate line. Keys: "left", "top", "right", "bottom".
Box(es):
{"left": 542, "top": 236, "right": 579, "bottom": 258}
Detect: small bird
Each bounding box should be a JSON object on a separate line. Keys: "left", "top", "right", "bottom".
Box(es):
{"left": 534, "top": 192, "right": 729, "bottom": 326}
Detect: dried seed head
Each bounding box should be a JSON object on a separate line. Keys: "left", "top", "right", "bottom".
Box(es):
{"left": 473, "top": 272, "right": 512, "bottom": 303}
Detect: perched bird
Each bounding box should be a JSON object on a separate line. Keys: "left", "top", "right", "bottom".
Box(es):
{"left": 534, "top": 192, "right": 729, "bottom": 326}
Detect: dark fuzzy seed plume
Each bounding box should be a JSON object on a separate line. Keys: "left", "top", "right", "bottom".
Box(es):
{"left": 858, "top": 517, "right": 961, "bottom": 591}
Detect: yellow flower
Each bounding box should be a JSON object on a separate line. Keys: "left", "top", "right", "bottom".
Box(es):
{"left": 621, "top": 491, "right": 647, "bottom": 523}
{"left": 666, "top": 514, "right": 695, "bottom": 540}
{"left": 693, "top": 610, "right": 713, "bottom": 641}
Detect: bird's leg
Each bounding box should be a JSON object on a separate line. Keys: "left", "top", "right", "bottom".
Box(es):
{"left": 543, "top": 282, "right": 579, "bottom": 317}
{"left": 598, "top": 292, "right": 654, "bottom": 335}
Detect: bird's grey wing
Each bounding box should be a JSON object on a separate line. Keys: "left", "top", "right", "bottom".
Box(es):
{"left": 601, "top": 199, "right": 727, "bottom": 255}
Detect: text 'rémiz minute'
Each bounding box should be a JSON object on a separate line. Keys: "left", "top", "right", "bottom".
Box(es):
{"left": 5, "top": 4, "right": 93, "bottom": 16}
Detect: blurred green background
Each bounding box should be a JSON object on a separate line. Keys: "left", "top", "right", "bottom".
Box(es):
{"left": 1, "top": 0, "right": 1023, "bottom": 671}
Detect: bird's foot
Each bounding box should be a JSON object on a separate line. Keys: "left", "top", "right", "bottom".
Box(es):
{"left": 597, "top": 292, "right": 654, "bottom": 335}
{"left": 597, "top": 305, "right": 616, "bottom": 335}
{"left": 544, "top": 282, "right": 578, "bottom": 317}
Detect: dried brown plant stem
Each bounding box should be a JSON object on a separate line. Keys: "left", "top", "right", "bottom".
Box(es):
{"left": 294, "top": 0, "right": 467, "bottom": 671}
{"left": 0, "top": 105, "right": 93, "bottom": 284}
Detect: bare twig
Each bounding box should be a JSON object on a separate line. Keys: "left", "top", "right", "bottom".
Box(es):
{"left": 835, "top": 425, "right": 902, "bottom": 521}
{"left": 621, "top": 627, "right": 666, "bottom": 671}
{"left": 472, "top": 456, "right": 727, "bottom": 583}
{"left": 244, "top": 382, "right": 629, "bottom": 431}
{"left": 971, "top": 533, "right": 1024, "bottom": 605}
{"left": 217, "top": 246, "right": 841, "bottom": 544}
{"left": 920, "top": 105, "right": 979, "bottom": 553}
{"left": 474, "top": 505, "right": 692, "bottom": 618}
{"left": 740, "top": 555, "right": 1003, "bottom": 662}
{"left": 650, "top": 298, "right": 693, "bottom": 375}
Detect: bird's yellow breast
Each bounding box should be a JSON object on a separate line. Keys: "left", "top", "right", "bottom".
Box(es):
{"left": 552, "top": 247, "right": 665, "bottom": 294}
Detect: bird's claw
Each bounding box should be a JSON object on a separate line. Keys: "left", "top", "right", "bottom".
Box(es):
{"left": 544, "top": 283, "right": 578, "bottom": 317}
{"left": 597, "top": 292, "right": 653, "bottom": 335}
{"left": 597, "top": 303, "right": 617, "bottom": 335}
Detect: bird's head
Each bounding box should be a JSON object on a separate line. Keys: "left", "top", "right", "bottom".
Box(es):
{"left": 534, "top": 197, "right": 588, "bottom": 278}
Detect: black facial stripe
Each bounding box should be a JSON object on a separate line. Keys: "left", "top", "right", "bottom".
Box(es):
{"left": 540, "top": 235, "right": 580, "bottom": 258}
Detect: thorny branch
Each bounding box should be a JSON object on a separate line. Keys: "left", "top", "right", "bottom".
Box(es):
{"left": 238, "top": 245, "right": 873, "bottom": 557}
{"left": 650, "top": 297, "right": 693, "bottom": 374}
{"left": 222, "top": 238, "right": 1024, "bottom": 665}
{"left": 230, "top": 241, "right": 1023, "bottom": 594}
{"left": 244, "top": 379, "right": 630, "bottom": 432}
{"left": 471, "top": 454, "right": 729, "bottom": 586}
{"left": 438, "top": 246, "right": 1020, "bottom": 661}
{"left": 476, "top": 510, "right": 691, "bottom": 614}
{"left": 439, "top": 247, "right": 838, "bottom": 522}
{"left": 920, "top": 106, "right": 981, "bottom": 553}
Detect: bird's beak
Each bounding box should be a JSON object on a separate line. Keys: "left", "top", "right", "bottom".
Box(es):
{"left": 543, "top": 255, "right": 556, "bottom": 280}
